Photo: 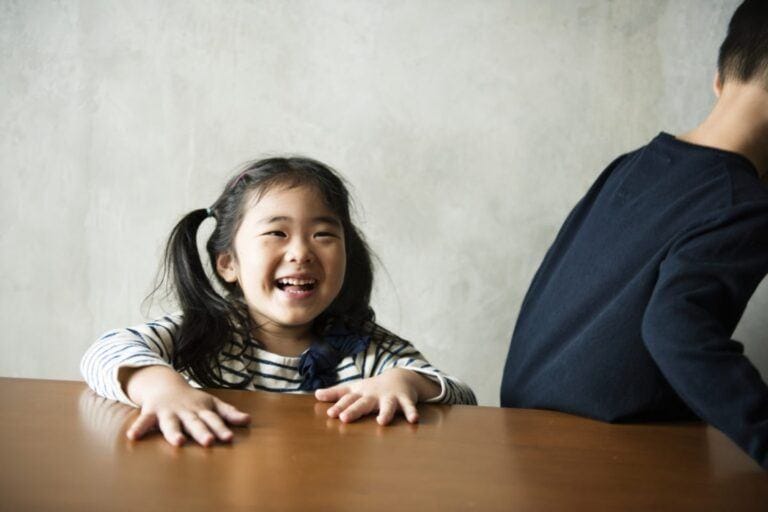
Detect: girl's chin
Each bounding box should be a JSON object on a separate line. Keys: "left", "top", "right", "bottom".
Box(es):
{"left": 248, "top": 293, "right": 333, "bottom": 327}
{"left": 262, "top": 308, "right": 324, "bottom": 330}
{"left": 276, "top": 316, "right": 316, "bottom": 328}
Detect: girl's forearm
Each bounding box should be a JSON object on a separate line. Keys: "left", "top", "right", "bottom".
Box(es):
{"left": 119, "top": 365, "right": 189, "bottom": 406}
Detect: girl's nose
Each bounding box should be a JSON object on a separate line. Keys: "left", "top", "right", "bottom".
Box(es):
{"left": 286, "top": 237, "right": 314, "bottom": 264}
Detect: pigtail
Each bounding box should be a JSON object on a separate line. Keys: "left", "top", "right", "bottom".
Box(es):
{"left": 163, "top": 208, "right": 250, "bottom": 388}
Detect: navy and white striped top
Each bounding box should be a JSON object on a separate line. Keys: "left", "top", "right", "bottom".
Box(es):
{"left": 81, "top": 313, "right": 477, "bottom": 407}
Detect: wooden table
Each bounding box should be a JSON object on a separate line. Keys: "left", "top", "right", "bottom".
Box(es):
{"left": 0, "top": 378, "right": 765, "bottom": 511}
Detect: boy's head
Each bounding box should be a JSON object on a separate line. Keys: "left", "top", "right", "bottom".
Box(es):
{"left": 718, "top": 0, "right": 768, "bottom": 88}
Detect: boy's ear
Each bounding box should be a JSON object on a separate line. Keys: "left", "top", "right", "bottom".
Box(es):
{"left": 713, "top": 71, "right": 724, "bottom": 98}
{"left": 216, "top": 252, "right": 239, "bottom": 283}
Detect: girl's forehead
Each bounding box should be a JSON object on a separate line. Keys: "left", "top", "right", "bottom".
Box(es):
{"left": 243, "top": 184, "right": 339, "bottom": 221}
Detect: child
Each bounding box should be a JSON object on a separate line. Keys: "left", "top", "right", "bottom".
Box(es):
{"left": 82, "top": 157, "right": 476, "bottom": 446}
{"left": 501, "top": 0, "right": 768, "bottom": 468}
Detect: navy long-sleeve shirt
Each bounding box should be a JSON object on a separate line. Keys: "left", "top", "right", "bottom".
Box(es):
{"left": 501, "top": 133, "right": 768, "bottom": 468}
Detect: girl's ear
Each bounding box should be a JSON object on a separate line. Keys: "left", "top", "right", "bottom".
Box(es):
{"left": 216, "top": 252, "right": 239, "bottom": 283}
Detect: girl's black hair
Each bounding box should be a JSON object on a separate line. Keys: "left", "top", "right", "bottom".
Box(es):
{"left": 159, "top": 157, "right": 374, "bottom": 388}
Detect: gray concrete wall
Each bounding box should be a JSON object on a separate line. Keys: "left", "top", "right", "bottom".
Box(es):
{"left": 2, "top": 0, "right": 763, "bottom": 406}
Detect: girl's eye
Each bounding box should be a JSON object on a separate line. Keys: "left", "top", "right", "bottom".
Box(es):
{"left": 315, "top": 232, "right": 338, "bottom": 239}
{"left": 263, "top": 231, "right": 287, "bottom": 237}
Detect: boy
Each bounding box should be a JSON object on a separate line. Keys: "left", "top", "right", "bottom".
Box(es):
{"left": 501, "top": 0, "right": 768, "bottom": 468}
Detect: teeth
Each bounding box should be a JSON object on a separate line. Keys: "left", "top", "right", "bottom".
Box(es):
{"left": 277, "top": 278, "right": 316, "bottom": 286}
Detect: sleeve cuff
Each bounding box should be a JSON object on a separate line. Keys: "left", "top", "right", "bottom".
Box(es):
{"left": 401, "top": 367, "right": 448, "bottom": 403}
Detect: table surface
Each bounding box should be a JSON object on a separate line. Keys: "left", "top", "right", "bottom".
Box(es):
{"left": 0, "top": 378, "right": 765, "bottom": 511}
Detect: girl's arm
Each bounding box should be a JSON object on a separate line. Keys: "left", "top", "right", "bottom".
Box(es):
{"left": 80, "top": 314, "right": 249, "bottom": 446}
{"left": 315, "top": 324, "right": 477, "bottom": 424}
{"left": 362, "top": 324, "right": 478, "bottom": 406}
{"left": 80, "top": 313, "right": 182, "bottom": 405}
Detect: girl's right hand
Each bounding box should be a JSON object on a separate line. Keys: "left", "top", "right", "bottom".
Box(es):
{"left": 120, "top": 365, "right": 251, "bottom": 447}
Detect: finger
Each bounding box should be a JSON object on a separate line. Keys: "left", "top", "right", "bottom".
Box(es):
{"left": 376, "top": 396, "right": 399, "bottom": 426}
{"left": 213, "top": 398, "right": 251, "bottom": 426}
{"left": 339, "top": 396, "right": 378, "bottom": 423}
{"left": 398, "top": 395, "right": 420, "bottom": 423}
{"left": 157, "top": 413, "right": 186, "bottom": 446}
{"left": 126, "top": 412, "right": 158, "bottom": 440}
{"left": 327, "top": 393, "right": 361, "bottom": 418}
{"left": 315, "top": 385, "right": 350, "bottom": 403}
{"left": 177, "top": 411, "right": 215, "bottom": 447}
{"left": 197, "top": 410, "right": 234, "bottom": 442}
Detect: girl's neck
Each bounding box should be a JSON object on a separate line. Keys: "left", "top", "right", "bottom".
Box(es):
{"left": 251, "top": 322, "right": 313, "bottom": 357}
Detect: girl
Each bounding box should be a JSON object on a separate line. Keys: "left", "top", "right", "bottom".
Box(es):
{"left": 81, "top": 157, "right": 476, "bottom": 447}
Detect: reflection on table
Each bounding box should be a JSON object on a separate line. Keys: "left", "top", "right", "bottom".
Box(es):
{"left": 1, "top": 378, "right": 765, "bottom": 511}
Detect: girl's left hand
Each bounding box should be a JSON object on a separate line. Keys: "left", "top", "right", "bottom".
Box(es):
{"left": 314, "top": 368, "right": 440, "bottom": 425}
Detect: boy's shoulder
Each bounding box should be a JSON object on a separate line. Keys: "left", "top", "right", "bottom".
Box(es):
{"left": 619, "top": 133, "right": 768, "bottom": 209}
{"left": 724, "top": 163, "right": 768, "bottom": 206}
{"left": 648, "top": 133, "right": 765, "bottom": 193}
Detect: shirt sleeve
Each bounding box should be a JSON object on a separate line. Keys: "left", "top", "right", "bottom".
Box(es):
{"left": 79, "top": 313, "right": 182, "bottom": 407}
{"left": 361, "top": 323, "right": 477, "bottom": 405}
{"left": 641, "top": 203, "right": 768, "bottom": 468}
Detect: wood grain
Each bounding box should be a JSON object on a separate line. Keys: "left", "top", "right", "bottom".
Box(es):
{"left": 0, "top": 377, "right": 765, "bottom": 511}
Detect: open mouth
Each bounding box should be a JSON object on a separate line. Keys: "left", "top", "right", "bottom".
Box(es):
{"left": 275, "top": 277, "right": 318, "bottom": 293}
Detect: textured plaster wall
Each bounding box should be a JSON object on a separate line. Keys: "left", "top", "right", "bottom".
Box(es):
{"left": 1, "top": 0, "right": 763, "bottom": 406}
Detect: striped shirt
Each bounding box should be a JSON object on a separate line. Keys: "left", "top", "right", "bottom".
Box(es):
{"left": 80, "top": 313, "right": 477, "bottom": 407}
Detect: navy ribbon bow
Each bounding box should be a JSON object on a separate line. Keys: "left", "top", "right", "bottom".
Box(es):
{"left": 298, "top": 328, "right": 370, "bottom": 391}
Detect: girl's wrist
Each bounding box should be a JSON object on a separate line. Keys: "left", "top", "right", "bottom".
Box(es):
{"left": 392, "top": 368, "right": 441, "bottom": 402}
{"left": 120, "top": 365, "right": 188, "bottom": 405}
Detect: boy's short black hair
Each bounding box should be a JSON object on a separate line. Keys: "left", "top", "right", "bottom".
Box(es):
{"left": 717, "top": 0, "right": 768, "bottom": 86}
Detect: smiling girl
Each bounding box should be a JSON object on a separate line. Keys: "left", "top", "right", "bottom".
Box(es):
{"left": 81, "top": 157, "right": 476, "bottom": 446}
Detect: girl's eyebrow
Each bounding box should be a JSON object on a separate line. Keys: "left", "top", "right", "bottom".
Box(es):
{"left": 313, "top": 216, "right": 342, "bottom": 227}
{"left": 258, "top": 215, "right": 341, "bottom": 226}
